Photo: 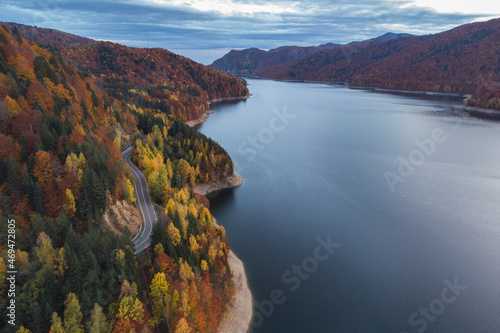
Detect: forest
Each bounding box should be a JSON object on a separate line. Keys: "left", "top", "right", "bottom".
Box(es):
{"left": 0, "top": 24, "right": 244, "bottom": 333}
{"left": 210, "top": 33, "right": 411, "bottom": 76}
{"left": 251, "top": 18, "right": 500, "bottom": 109}
{"left": 1, "top": 22, "right": 249, "bottom": 122}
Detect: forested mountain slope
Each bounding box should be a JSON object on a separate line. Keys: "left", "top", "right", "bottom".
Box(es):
{"left": 210, "top": 33, "right": 412, "bottom": 75}
{"left": 0, "top": 25, "right": 242, "bottom": 333}
{"left": 210, "top": 43, "right": 341, "bottom": 75}
{"left": 2, "top": 22, "right": 249, "bottom": 121}
{"left": 255, "top": 18, "right": 500, "bottom": 106}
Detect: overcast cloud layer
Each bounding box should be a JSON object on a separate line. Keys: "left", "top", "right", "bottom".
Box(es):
{"left": 0, "top": 0, "right": 498, "bottom": 64}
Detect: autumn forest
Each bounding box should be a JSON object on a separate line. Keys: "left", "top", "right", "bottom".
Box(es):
{"left": 0, "top": 24, "right": 248, "bottom": 333}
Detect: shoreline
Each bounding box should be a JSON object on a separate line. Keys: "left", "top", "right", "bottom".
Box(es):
{"left": 193, "top": 173, "right": 243, "bottom": 196}
{"left": 185, "top": 110, "right": 214, "bottom": 127}
{"left": 217, "top": 249, "right": 253, "bottom": 333}
{"left": 215, "top": 224, "right": 253, "bottom": 333}
{"left": 192, "top": 175, "right": 252, "bottom": 333}
{"left": 188, "top": 94, "right": 252, "bottom": 333}
{"left": 452, "top": 105, "right": 500, "bottom": 120}
{"left": 349, "top": 85, "right": 467, "bottom": 99}
{"left": 236, "top": 75, "right": 469, "bottom": 99}
{"left": 185, "top": 95, "right": 250, "bottom": 128}
{"left": 207, "top": 94, "right": 251, "bottom": 105}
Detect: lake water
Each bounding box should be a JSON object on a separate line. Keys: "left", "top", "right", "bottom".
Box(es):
{"left": 198, "top": 79, "right": 500, "bottom": 333}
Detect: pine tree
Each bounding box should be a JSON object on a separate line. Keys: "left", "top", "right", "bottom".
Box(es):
{"left": 20, "top": 132, "right": 28, "bottom": 163}
{"left": 27, "top": 177, "right": 44, "bottom": 214}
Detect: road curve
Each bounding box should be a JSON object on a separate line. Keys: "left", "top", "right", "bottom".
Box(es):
{"left": 122, "top": 147, "right": 157, "bottom": 253}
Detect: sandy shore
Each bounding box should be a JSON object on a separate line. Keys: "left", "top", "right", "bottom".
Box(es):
{"left": 193, "top": 177, "right": 252, "bottom": 333}
{"left": 185, "top": 110, "right": 214, "bottom": 127}
{"left": 193, "top": 173, "right": 243, "bottom": 196}
{"left": 218, "top": 247, "right": 253, "bottom": 333}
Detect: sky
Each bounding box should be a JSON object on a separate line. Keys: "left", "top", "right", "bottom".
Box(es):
{"left": 0, "top": 0, "right": 499, "bottom": 64}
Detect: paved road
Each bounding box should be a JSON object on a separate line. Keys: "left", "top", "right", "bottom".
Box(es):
{"left": 122, "top": 147, "right": 157, "bottom": 253}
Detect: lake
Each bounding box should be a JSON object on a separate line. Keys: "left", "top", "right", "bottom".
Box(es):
{"left": 198, "top": 79, "right": 500, "bottom": 332}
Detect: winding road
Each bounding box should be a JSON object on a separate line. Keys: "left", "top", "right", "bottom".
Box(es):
{"left": 122, "top": 146, "right": 157, "bottom": 253}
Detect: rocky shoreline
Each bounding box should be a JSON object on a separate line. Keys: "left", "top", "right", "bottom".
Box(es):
{"left": 185, "top": 95, "right": 250, "bottom": 128}
{"left": 193, "top": 173, "right": 243, "bottom": 196}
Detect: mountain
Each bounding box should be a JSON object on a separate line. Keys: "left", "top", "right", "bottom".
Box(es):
{"left": 1, "top": 22, "right": 249, "bottom": 121}
{"left": 0, "top": 24, "right": 243, "bottom": 332}
{"left": 209, "top": 33, "right": 412, "bottom": 75}
{"left": 367, "top": 32, "right": 414, "bottom": 43}
{"left": 1, "top": 22, "right": 94, "bottom": 49}
{"left": 210, "top": 43, "right": 341, "bottom": 75}
{"left": 255, "top": 18, "right": 500, "bottom": 97}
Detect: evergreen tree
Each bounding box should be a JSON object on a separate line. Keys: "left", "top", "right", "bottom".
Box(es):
{"left": 20, "top": 132, "right": 28, "bottom": 163}
{"left": 27, "top": 177, "right": 44, "bottom": 214}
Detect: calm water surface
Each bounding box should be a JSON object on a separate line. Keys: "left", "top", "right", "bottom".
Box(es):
{"left": 198, "top": 79, "right": 500, "bottom": 333}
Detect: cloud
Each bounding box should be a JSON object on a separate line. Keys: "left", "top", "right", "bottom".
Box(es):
{"left": 0, "top": 0, "right": 494, "bottom": 64}
{"left": 144, "top": 0, "right": 300, "bottom": 16}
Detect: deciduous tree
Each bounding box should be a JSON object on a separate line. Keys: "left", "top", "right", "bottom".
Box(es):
{"left": 63, "top": 293, "right": 84, "bottom": 333}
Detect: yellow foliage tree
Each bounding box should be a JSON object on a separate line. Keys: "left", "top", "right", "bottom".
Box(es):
{"left": 54, "top": 248, "right": 68, "bottom": 277}
{"left": 150, "top": 272, "right": 169, "bottom": 324}
{"left": 187, "top": 203, "right": 198, "bottom": 219}
{"left": 117, "top": 296, "right": 144, "bottom": 324}
{"left": 65, "top": 189, "right": 76, "bottom": 215}
{"left": 123, "top": 178, "right": 136, "bottom": 204}
{"left": 16, "top": 250, "right": 29, "bottom": 272}
{"left": 167, "top": 223, "right": 181, "bottom": 247}
{"left": 154, "top": 243, "right": 164, "bottom": 256}
{"left": 115, "top": 249, "right": 126, "bottom": 267}
{"left": 35, "top": 232, "right": 56, "bottom": 268}
{"left": 208, "top": 245, "right": 217, "bottom": 264}
{"left": 4, "top": 95, "right": 21, "bottom": 118}
{"left": 179, "top": 259, "right": 194, "bottom": 282}
{"left": 33, "top": 151, "right": 53, "bottom": 184}
{"left": 189, "top": 235, "right": 198, "bottom": 253}
{"left": 174, "top": 318, "right": 193, "bottom": 333}
{"left": 200, "top": 260, "right": 208, "bottom": 272}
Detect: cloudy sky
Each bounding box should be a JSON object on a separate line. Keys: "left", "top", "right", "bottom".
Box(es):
{"left": 1, "top": 0, "right": 499, "bottom": 64}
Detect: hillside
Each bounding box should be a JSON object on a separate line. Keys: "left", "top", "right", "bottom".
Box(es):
{"left": 1, "top": 22, "right": 249, "bottom": 121}
{"left": 0, "top": 25, "right": 243, "bottom": 332}
{"left": 209, "top": 33, "right": 412, "bottom": 75}
{"left": 255, "top": 18, "right": 500, "bottom": 98}
{"left": 210, "top": 43, "right": 341, "bottom": 75}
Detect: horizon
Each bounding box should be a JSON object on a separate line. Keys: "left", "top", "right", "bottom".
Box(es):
{"left": 1, "top": 1, "right": 499, "bottom": 64}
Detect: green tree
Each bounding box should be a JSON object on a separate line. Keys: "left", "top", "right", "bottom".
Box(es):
{"left": 0, "top": 257, "right": 6, "bottom": 295}
{"left": 63, "top": 293, "right": 84, "bottom": 333}
{"left": 87, "top": 303, "right": 109, "bottom": 333}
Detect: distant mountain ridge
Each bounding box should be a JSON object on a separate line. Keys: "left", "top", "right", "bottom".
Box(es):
{"left": 209, "top": 33, "right": 412, "bottom": 75}
{"left": 210, "top": 43, "right": 341, "bottom": 75}
{"left": 254, "top": 18, "right": 500, "bottom": 98}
